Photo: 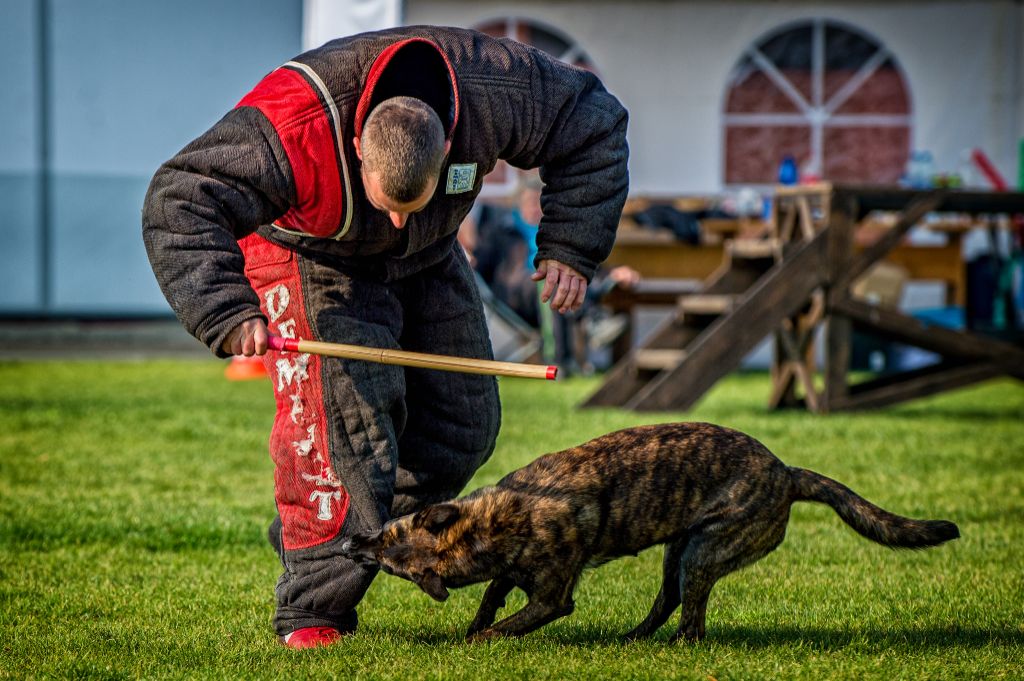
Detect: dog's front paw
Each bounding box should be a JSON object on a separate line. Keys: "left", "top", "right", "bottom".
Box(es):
{"left": 466, "top": 628, "right": 503, "bottom": 643}
{"left": 622, "top": 621, "right": 657, "bottom": 642}
{"left": 465, "top": 615, "right": 495, "bottom": 638}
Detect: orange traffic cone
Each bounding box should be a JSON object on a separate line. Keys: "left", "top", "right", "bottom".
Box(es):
{"left": 225, "top": 354, "right": 268, "bottom": 381}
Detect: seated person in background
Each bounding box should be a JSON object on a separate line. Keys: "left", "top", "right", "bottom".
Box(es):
{"left": 462, "top": 174, "right": 544, "bottom": 328}
{"left": 461, "top": 174, "right": 641, "bottom": 373}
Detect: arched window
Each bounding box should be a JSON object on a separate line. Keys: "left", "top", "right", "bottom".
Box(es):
{"left": 473, "top": 18, "right": 598, "bottom": 195}
{"left": 475, "top": 18, "right": 596, "bottom": 71}
{"left": 723, "top": 19, "right": 912, "bottom": 186}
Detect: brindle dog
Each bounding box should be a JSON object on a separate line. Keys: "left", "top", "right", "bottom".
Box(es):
{"left": 341, "top": 423, "right": 959, "bottom": 642}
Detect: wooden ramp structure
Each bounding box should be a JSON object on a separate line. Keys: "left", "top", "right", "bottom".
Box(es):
{"left": 583, "top": 183, "right": 1024, "bottom": 413}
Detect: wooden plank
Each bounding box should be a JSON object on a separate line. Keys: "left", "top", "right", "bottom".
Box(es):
{"left": 771, "top": 295, "right": 824, "bottom": 411}
{"left": 728, "top": 239, "right": 781, "bottom": 261}
{"left": 769, "top": 355, "right": 798, "bottom": 409}
{"left": 797, "top": 195, "right": 816, "bottom": 239}
{"left": 627, "top": 229, "right": 830, "bottom": 412}
{"left": 826, "top": 191, "right": 858, "bottom": 284}
{"left": 581, "top": 312, "right": 700, "bottom": 407}
{"left": 799, "top": 297, "right": 825, "bottom": 412}
{"left": 605, "top": 240, "right": 723, "bottom": 279}
{"left": 836, "top": 192, "right": 946, "bottom": 291}
{"left": 882, "top": 244, "right": 965, "bottom": 306}
{"left": 774, "top": 182, "right": 833, "bottom": 197}
{"left": 600, "top": 279, "right": 701, "bottom": 312}
{"left": 587, "top": 225, "right": 778, "bottom": 407}
{"left": 793, "top": 360, "right": 820, "bottom": 412}
{"left": 827, "top": 184, "right": 1024, "bottom": 215}
{"left": 771, "top": 352, "right": 821, "bottom": 412}
{"left": 834, "top": 297, "right": 1024, "bottom": 379}
{"left": 775, "top": 321, "right": 802, "bottom": 361}
{"left": 634, "top": 349, "right": 688, "bottom": 370}
{"left": 778, "top": 201, "right": 797, "bottom": 242}
{"left": 832, "top": 361, "right": 1003, "bottom": 411}
{"left": 598, "top": 279, "right": 702, "bottom": 365}
{"left": 678, "top": 294, "right": 737, "bottom": 315}
{"left": 822, "top": 190, "right": 857, "bottom": 412}
{"left": 703, "top": 255, "right": 776, "bottom": 295}
{"left": 822, "top": 314, "right": 852, "bottom": 413}
{"left": 700, "top": 217, "right": 748, "bottom": 237}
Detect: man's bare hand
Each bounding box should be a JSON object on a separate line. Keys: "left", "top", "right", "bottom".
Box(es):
{"left": 532, "top": 260, "right": 587, "bottom": 314}
{"left": 222, "top": 317, "right": 269, "bottom": 356}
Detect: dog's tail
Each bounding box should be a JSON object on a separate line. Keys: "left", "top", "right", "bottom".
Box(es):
{"left": 788, "top": 467, "right": 959, "bottom": 548}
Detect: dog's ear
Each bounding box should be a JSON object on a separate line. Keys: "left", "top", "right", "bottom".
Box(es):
{"left": 414, "top": 503, "right": 460, "bottom": 534}
{"left": 417, "top": 570, "right": 450, "bottom": 602}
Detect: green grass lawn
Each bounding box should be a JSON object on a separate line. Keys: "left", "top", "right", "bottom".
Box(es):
{"left": 1, "top": 359, "right": 1022, "bottom": 679}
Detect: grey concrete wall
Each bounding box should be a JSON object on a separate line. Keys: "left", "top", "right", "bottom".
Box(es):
{"left": 0, "top": 0, "right": 43, "bottom": 312}
{"left": 0, "top": 0, "right": 303, "bottom": 315}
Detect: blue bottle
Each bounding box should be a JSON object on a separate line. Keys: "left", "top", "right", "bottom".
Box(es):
{"left": 778, "top": 155, "right": 799, "bottom": 185}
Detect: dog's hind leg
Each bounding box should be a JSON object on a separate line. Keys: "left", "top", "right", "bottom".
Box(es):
{"left": 622, "top": 537, "right": 688, "bottom": 641}
{"left": 466, "top": 577, "right": 516, "bottom": 638}
{"left": 671, "top": 518, "right": 788, "bottom": 642}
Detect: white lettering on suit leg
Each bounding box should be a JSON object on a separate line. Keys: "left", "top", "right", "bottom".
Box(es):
{"left": 275, "top": 354, "right": 309, "bottom": 392}
{"left": 289, "top": 393, "right": 304, "bottom": 424}
{"left": 309, "top": 490, "right": 342, "bottom": 520}
{"left": 292, "top": 424, "right": 316, "bottom": 457}
{"left": 302, "top": 446, "right": 342, "bottom": 488}
{"left": 278, "top": 318, "right": 297, "bottom": 339}
{"left": 265, "top": 285, "right": 291, "bottom": 322}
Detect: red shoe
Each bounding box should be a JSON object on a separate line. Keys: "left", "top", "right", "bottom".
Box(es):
{"left": 279, "top": 626, "right": 344, "bottom": 649}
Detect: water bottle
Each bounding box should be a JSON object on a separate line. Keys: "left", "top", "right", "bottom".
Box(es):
{"left": 904, "top": 150, "right": 935, "bottom": 189}
{"left": 778, "top": 155, "right": 799, "bottom": 185}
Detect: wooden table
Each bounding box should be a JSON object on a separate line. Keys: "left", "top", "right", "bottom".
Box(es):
{"left": 585, "top": 184, "right": 1024, "bottom": 413}
{"left": 607, "top": 211, "right": 977, "bottom": 306}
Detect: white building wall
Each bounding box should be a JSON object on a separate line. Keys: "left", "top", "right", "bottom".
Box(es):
{"left": 303, "top": 0, "right": 401, "bottom": 50}
{"left": 406, "top": 1, "right": 1022, "bottom": 195}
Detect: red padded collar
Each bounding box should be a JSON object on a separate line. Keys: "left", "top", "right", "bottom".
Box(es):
{"left": 354, "top": 38, "right": 460, "bottom": 142}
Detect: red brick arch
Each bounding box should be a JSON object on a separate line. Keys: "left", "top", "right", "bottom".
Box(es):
{"left": 723, "top": 19, "right": 912, "bottom": 186}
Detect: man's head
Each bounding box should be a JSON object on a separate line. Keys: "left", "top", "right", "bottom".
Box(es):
{"left": 354, "top": 96, "right": 450, "bottom": 228}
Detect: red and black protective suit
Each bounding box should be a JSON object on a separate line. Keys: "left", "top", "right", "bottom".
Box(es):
{"left": 142, "top": 26, "right": 629, "bottom": 636}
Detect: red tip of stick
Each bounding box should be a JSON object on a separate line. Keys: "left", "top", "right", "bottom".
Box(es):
{"left": 267, "top": 335, "right": 299, "bottom": 352}
{"left": 546, "top": 365, "right": 558, "bottom": 380}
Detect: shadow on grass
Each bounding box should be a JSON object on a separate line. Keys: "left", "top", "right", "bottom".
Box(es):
{"left": 875, "top": 406, "right": 1024, "bottom": 423}
{"left": 712, "top": 623, "right": 1024, "bottom": 650}
{"left": 535, "top": 621, "right": 1024, "bottom": 650}
{"left": 359, "top": 617, "right": 1024, "bottom": 651}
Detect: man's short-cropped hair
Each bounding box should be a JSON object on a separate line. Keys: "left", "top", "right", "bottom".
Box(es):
{"left": 361, "top": 96, "right": 447, "bottom": 203}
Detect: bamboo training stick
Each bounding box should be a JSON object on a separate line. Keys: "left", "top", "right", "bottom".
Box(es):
{"left": 268, "top": 335, "right": 558, "bottom": 381}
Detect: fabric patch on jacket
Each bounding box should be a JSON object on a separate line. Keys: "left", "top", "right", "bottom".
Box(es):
{"left": 446, "top": 163, "right": 477, "bottom": 194}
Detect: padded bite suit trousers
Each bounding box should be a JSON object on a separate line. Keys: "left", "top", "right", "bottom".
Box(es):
{"left": 240, "top": 233, "right": 501, "bottom": 635}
